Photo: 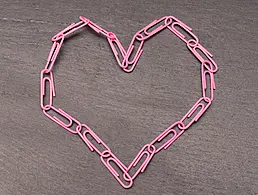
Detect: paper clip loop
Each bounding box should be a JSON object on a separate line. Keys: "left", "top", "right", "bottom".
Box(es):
{"left": 135, "top": 16, "right": 173, "bottom": 41}
{"left": 187, "top": 40, "right": 218, "bottom": 73}
{"left": 44, "top": 37, "right": 64, "bottom": 72}
{"left": 77, "top": 124, "right": 111, "bottom": 155}
{"left": 149, "top": 122, "right": 185, "bottom": 153}
{"left": 80, "top": 16, "right": 113, "bottom": 39}
{"left": 166, "top": 17, "right": 199, "bottom": 46}
{"left": 40, "top": 69, "right": 55, "bottom": 110}
{"left": 202, "top": 61, "right": 216, "bottom": 101}
{"left": 121, "top": 33, "right": 144, "bottom": 72}
{"left": 43, "top": 105, "right": 81, "bottom": 134}
{"left": 101, "top": 150, "right": 133, "bottom": 189}
{"left": 107, "top": 32, "right": 127, "bottom": 68}
{"left": 52, "top": 20, "right": 89, "bottom": 42}
{"left": 124, "top": 144, "right": 155, "bottom": 180}
{"left": 179, "top": 98, "right": 212, "bottom": 130}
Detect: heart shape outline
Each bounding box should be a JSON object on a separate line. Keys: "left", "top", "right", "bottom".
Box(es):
{"left": 40, "top": 16, "right": 218, "bottom": 188}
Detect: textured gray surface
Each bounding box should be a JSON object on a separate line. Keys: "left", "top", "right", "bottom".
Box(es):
{"left": 0, "top": 0, "right": 258, "bottom": 194}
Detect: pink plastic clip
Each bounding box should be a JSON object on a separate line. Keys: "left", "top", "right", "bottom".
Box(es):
{"left": 187, "top": 40, "right": 218, "bottom": 73}
{"left": 107, "top": 32, "right": 127, "bottom": 68}
{"left": 43, "top": 105, "right": 81, "bottom": 134}
{"left": 120, "top": 33, "right": 144, "bottom": 72}
{"left": 44, "top": 36, "right": 64, "bottom": 72}
{"left": 165, "top": 16, "right": 198, "bottom": 46}
{"left": 76, "top": 124, "right": 111, "bottom": 155}
{"left": 124, "top": 144, "right": 155, "bottom": 181}
{"left": 101, "top": 150, "right": 133, "bottom": 189}
{"left": 179, "top": 97, "right": 212, "bottom": 130}
{"left": 167, "top": 23, "right": 199, "bottom": 46}
{"left": 149, "top": 122, "right": 185, "bottom": 153}
{"left": 52, "top": 20, "right": 89, "bottom": 42}
{"left": 167, "top": 15, "right": 193, "bottom": 29}
{"left": 107, "top": 32, "right": 144, "bottom": 72}
{"left": 80, "top": 16, "right": 113, "bottom": 39}
{"left": 201, "top": 61, "right": 216, "bottom": 101}
{"left": 40, "top": 69, "right": 55, "bottom": 110}
{"left": 135, "top": 16, "right": 173, "bottom": 41}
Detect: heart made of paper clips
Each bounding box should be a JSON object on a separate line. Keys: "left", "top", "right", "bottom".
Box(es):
{"left": 40, "top": 16, "right": 218, "bottom": 188}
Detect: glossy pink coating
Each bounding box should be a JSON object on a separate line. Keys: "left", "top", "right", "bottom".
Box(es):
{"left": 124, "top": 144, "right": 156, "bottom": 181}
{"left": 44, "top": 36, "right": 64, "bottom": 72}
{"left": 52, "top": 20, "right": 88, "bottom": 41}
{"left": 135, "top": 16, "right": 173, "bottom": 41}
{"left": 179, "top": 97, "right": 212, "bottom": 130}
{"left": 149, "top": 121, "right": 185, "bottom": 154}
{"left": 40, "top": 69, "right": 55, "bottom": 110}
{"left": 107, "top": 32, "right": 127, "bottom": 68}
{"left": 201, "top": 61, "right": 216, "bottom": 101}
{"left": 40, "top": 15, "right": 218, "bottom": 189}
{"left": 167, "top": 15, "right": 193, "bottom": 30}
{"left": 77, "top": 124, "right": 111, "bottom": 155}
{"left": 43, "top": 105, "right": 81, "bottom": 134}
{"left": 100, "top": 150, "right": 133, "bottom": 189}
{"left": 120, "top": 33, "right": 144, "bottom": 71}
{"left": 106, "top": 32, "right": 144, "bottom": 71}
{"left": 167, "top": 21, "right": 199, "bottom": 45}
{"left": 187, "top": 40, "right": 218, "bottom": 72}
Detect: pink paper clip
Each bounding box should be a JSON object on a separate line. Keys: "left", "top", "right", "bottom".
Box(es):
{"left": 135, "top": 16, "right": 173, "bottom": 41}
{"left": 80, "top": 16, "right": 113, "bottom": 39}
{"left": 52, "top": 20, "right": 89, "bottom": 42}
{"left": 44, "top": 36, "right": 64, "bottom": 72}
{"left": 101, "top": 150, "right": 133, "bottom": 189}
{"left": 79, "top": 16, "right": 90, "bottom": 23}
{"left": 76, "top": 124, "right": 111, "bottom": 155}
{"left": 107, "top": 32, "right": 127, "bottom": 68}
{"left": 167, "top": 15, "right": 193, "bottom": 29}
{"left": 40, "top": 69, "right": 55, "bottom": 110}
{"left": 149, "top": 121, "right": 185, "bottom": 153}
{"left": 124, "top": 144, "right": 155, "bottom": 181}
{"left": 179, "top": 97, "right": 212, "bottom": 130}
{"left": 201, "top": 61, "right": 216, "bottom": 101}
{"left": 43, "top": 105, "right": 81, "bottom": 134}
{"left": 167, "top": 21, "right": 199, "bottom": 46}
{"left": 120, "top": 33, "right": 144, "bottom": 72}
{"left": 187, "top": 40, "right": 218, "bottom": 73}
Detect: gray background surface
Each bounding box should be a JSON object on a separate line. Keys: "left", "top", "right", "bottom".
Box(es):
{"left": 0, "top": 0, "right": 258, "bottom": 194}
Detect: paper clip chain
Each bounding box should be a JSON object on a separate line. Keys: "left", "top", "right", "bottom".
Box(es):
{"left": 40, "top": 16, "right": 218, "bottom": 188}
